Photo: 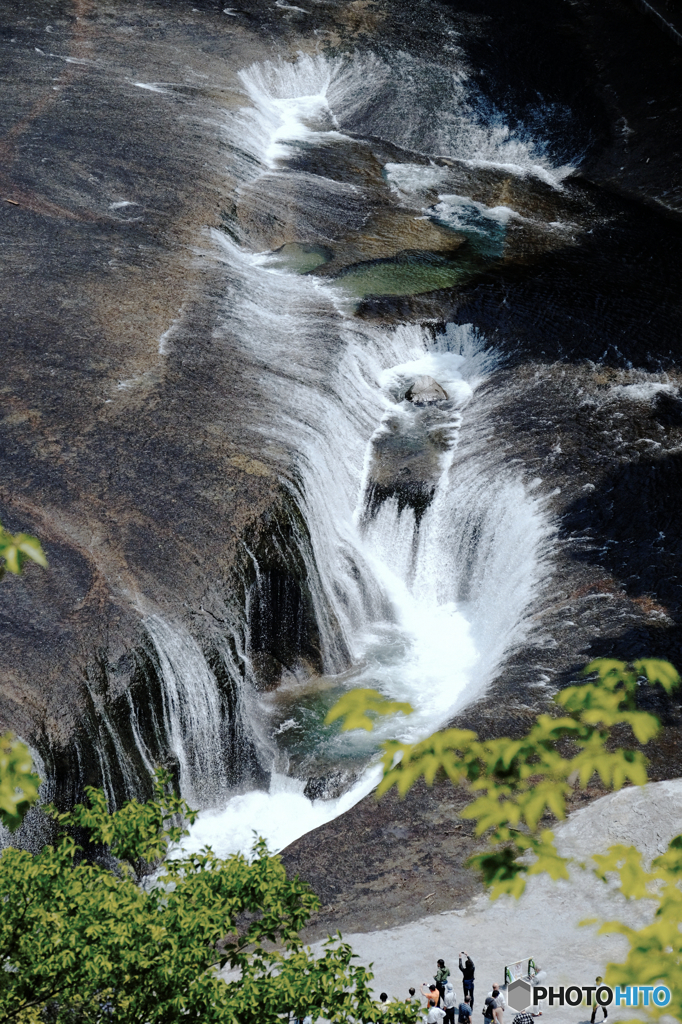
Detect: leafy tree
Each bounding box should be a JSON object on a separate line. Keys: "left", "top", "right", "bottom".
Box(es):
{"left": 0, "top": 521, "right": 418, "bottom": 1022}
{"left": 0, "top": 520, "right": 46, "bottom": 831}
{"left": 0, "top": 770, "right": 421, "bottom": 1024}
{"left": 327, "top": 659, "right": 682, "bottom": 1022}
{"left": 326, "top": 688, "right": 413, "bottom": 733}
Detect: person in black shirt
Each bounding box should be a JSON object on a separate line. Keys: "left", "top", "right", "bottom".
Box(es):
{"left": 483, "top": 996, "right": 499, "bottom": 1023}
{"left": 458, "top": 952, "right": 475, "bottom": 1009}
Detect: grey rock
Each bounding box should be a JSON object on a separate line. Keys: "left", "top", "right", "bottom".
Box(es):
{"left": 405, "top": 376, "right": 449, "bottom": 404}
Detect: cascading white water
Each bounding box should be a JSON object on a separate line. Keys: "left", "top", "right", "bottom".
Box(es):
{"left": 174, "top": 51, "right": 566, "bottom": 855}
{"left": 142, "top": 615, "right": 230, "bottom": 807}
{"left": 232, "top": 52, "right": 573, "bottom": 186}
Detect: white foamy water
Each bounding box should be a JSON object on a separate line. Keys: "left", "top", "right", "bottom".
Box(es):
{"left": 143, "top": 615, "right": 229, "bottom": 807}
{"left": 174, "top": 237, "right": 554, "bottom": 857}
{"left": 232, "top": 52, "right": 574, "bottom": 188}
{"left": 178, "top": 768, "right": 383, "bottom": 860}
{"left": 164, "top": 52, "right": 564, "bottom": 856}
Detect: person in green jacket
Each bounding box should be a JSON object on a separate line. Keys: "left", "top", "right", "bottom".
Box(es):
{"left": 435, "top": 960, "right": 450, "bottom": 1002}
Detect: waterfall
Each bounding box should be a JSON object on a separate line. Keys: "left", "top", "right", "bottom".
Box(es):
{"left": 139, "top": 46, "right": 577, "bottom": 856}
{"left": 167, "top": 48, "right": 569, "bottom": 855}
{"left": 231, "top": 52, "right": 573, "bottom": 186}
{"left": 203, "top": 250, "right": 553, "bottom": 763}
{"left": 133, "top": 615, "right": 269, "bottom": 809}
{"left": 140, "top": 615, "right": 230, "bottom": 806}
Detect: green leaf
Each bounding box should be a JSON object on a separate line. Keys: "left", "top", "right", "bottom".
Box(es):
{"left": 325, "top": 689, "right": 414, "bottom": 732}
{"left": 633, "top": 659, "right": 681, "bottom": 694}
{"left": 582, "top": 658, "right": 627, "bottom": 675}
{"left": 0, "top": 732, "right": 41, "bottom": 830}
{"left": 0, "top": 522, "right": 47, "bottom": 576}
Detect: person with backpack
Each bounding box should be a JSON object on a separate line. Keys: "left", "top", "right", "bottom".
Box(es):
{"left": 489, "top": 983, "right": 505, "bottom": 1024}
{"left": 457, "top": 997, "right": 472, "bottom": 1024}
{"left": 483, "top": 996, "right": 498, "bottom": 1024}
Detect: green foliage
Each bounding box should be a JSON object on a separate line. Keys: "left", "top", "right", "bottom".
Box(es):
{"left": 0, "top": 734, "right": 41, "bottom": 832}
{"left": 325, "top": 688, "right": 413, "bottom": 732}
{"left": 50, "top": 770, "right": 196, "bottom": 884}
{"left": 0, "top": 519, "right": 46, "bottom": 830}
{"left": 0, "top": 770, "right": 422, "bottom": 1024}
{"left": 330, "top": 659, "right": 682, "bottom": 1021}
{"left": 587, "top": 835, "right": 682, "bottom": 1024}
{"left": 0, "top": 522, "right": 46, "bottom": 580}
{"left": 329, "top": 659, "right": 680, "bottom": 897}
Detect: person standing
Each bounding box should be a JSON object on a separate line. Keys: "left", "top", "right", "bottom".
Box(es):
{"left": 458, "top": 952, "right": 475, "bottom": 1009}
{"left": 483, "top": 996, "right": 498, "bottom": 1024}
{"left": 458, "top": 1000, "right": 472, "bottom": 1024}
{"left": 435, "top": 960, "right": 450, "bottom": 1003}
{"left": 490, "top": 983, "right": 505, "bottom": 1024}
{"left": 422, "top": 983, "right": 440, "bottom": 1009}
{"left": 427, "top": 1006, "right": 446, "bottom": 1024}
{"left": 443, "top": 982, "right": 457, "bottom": 1024}
{"left": 591, "top": 977, "right": 608, "bottom": 1024}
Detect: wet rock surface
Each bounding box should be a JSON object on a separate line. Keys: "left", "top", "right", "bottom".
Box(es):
{"left": 0, "top": 0, "right": 336, "bottom": 801}
{"left": 1, "top": 0, "right": 682, "bottom": 938}
{"left": 405, "top": 377, "right": 449, "bottom": 404}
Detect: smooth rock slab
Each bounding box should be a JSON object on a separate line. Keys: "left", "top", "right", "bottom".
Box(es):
{"left": 405, "top": 376, "right": 449, "bottom": 404}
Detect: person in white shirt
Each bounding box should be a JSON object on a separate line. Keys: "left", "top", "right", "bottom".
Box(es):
{"left": 443, "top": 982, "right": 457, "bottom": 1024}
{"left": 427, "top": 1006, "right": 446, "bottom": 1024}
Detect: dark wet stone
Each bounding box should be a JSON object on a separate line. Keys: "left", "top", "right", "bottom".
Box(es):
{"left": 405, "top": 376, "right": 449, "bottom": 404}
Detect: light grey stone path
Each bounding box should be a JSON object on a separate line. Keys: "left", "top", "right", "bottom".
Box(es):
{"left": 313, "top": 781, "right": 682, "bottom": 1024}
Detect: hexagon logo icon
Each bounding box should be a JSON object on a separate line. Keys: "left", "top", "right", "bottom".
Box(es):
{"left": 507, "top": 979, "right": 533, "bottom": 1013}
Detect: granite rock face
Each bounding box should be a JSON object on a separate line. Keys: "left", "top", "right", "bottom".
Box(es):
{"left": 0, "top": 0, "right": 332, "bottom": 803}
{"left": 2, "top": 0, "right": 682, "bottom": 936}
{"left": 405, "top": 377, "right": 449, "bottom": 404}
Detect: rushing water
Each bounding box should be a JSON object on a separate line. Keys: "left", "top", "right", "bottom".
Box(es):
{"left": 148, "top": 52, "right": 568, "bottom": 856}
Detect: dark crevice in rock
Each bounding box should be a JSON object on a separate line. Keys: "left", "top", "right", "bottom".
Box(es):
{"left": 363, "top": 480, "right": 435, "bottom": 527}
{"left": 35, "top": 488, "right": 343, "bottom": 811}
{"left": 240, "top": 495, "right": 347, "bottom": 689}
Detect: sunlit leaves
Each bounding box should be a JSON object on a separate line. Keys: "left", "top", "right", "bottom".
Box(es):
{"left": 325, "top": 688, "right": 413, "bottom": 732}
{"left": 327, "top": 659, "right": 680, "bottom": 899}
{"left": 0, "top": 522, "right": 47, "bottom": 580}
{"left": 0, "top": 774, "right": 422, "bottom": 1024}
{"left": 583, "top": 832, "right": 682, "bottom": 1024}
{"left": 0, "top": 733, "right": 40, "bottom": 831}
{"left": 0, "top": 524, "right": 45, "bottom": 833}
{"left": 633, "top": 658, "right": 680, "bottom": 693}
{"left": 592, "top": 845, "right": 651, "bottom": 900}
{"left": 377, "top": 728, "right": 477, "bottom": 796}
{"left": 322, "top": 661, "right": 682, "bottom": 1022}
